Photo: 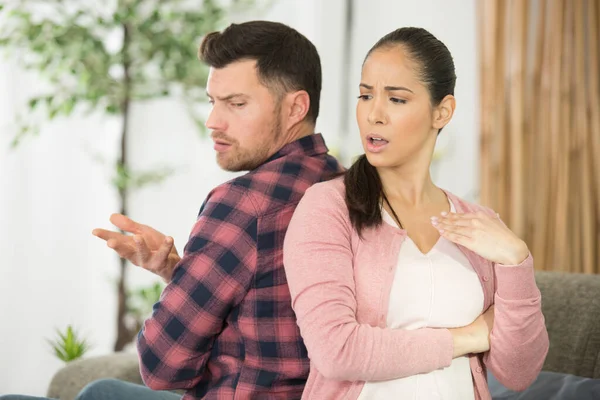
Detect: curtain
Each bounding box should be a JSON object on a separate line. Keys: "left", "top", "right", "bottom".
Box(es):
{"left": 479, "top": 0, "right": 600, "bottom": 273}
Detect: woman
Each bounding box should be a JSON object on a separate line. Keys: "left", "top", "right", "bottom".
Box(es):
{"left": 283, "top": 27, "right": 549, "bottom": 400}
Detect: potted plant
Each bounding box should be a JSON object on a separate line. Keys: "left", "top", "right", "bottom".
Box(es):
{"left": 0, "top": 0, "right": 258, "bottom": 351}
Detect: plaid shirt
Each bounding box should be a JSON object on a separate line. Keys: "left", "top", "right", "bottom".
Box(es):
{"left": 137, "top": 134, "right": 343, "bottom": 399}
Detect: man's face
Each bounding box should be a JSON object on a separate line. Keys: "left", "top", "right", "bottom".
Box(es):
{"left": 205, "top": 60, "right": 283, "bottom": 172}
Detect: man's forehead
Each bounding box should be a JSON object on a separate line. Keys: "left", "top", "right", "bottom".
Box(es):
{"left": 207, "top": 61, "right": 260, "bottom": 90}
{"left": 206, "top": 62, "right": 272, "bottom": 99}
{"left": 208, "top": 60, "right": 258, "bottom": 80}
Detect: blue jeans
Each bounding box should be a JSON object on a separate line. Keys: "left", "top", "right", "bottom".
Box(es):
{"left": 0, "top": 378, "right": 181, "bottom": 400}
{"left": 488, "top": 371, "right": 600, "bottom": 400}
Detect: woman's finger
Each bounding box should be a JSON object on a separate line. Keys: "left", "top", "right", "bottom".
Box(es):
{"left": 439, "top": 230, "right": 475, "bottom": 247}
{"left": 435, "top": 222, "right": 473, "bottom": 238}
{"left": 432, "top": 216, "right": 473, "bottom": 228}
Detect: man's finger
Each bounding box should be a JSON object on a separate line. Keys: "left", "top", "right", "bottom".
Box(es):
{"left": 110, "top": 213, "right": 143, "bottom": 234}
{"left": 92, "top": 228, "right": 125, "bottom": 242}
{"left": 133, "top": 235, "right": 151, "bottom": 265}
{"left": 153, "top": 237, "right": 174, "bottom": 265}
{"left": 105, "top": 237, "right": 136, "bottom": 260}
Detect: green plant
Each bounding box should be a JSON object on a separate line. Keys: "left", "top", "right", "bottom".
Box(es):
{"left": 0, "top": 0, "right": 259, "bottom": 351}
{"left": 47, "top": 325, "right": 91, "bottom": 363}
{"left": 126, "top": 281, "right": 165, "bottom": 331}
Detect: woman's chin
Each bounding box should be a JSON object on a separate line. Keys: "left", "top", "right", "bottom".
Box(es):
{"left": 364, "top": 153, "right": 393, "bottom": 168}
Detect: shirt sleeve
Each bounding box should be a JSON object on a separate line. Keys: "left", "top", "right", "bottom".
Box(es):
{"left": 137, "top": 183, "right": 258, "bottom": 390}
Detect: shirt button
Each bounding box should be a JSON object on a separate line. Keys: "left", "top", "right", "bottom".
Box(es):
{"left": 476, "top": 367, "right": 483, "bottom": 373}
{"left": 483, "top": 276, "right": 490, "bottom": 282}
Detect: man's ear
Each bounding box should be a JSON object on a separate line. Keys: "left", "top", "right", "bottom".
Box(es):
{"left": 284, "top": 90, "right": 310, "bottom": 127}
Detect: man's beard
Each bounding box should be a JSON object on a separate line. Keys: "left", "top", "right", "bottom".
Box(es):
{"left": 218, "top": 108, "right": 283, "bottom": 172}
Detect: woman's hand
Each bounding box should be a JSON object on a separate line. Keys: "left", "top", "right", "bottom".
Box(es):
{"left": 431, "top": 211, "right": 529, "bottom": 265}
{"left": 449, "top": 306, "right": 495, "bottom": 357}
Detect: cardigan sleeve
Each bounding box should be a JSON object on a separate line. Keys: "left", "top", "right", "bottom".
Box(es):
{"left": 484, "top": 253, "right": 549, "bottom": 391}
{"left": 476, "top": 207, "right": 549, "bottom": 391}
{"left": 283, "top": 181, "right": 454, "bottom": 381}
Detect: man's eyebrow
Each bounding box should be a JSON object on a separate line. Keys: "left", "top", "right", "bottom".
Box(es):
{"left": 206, "top": 92, "right": 249, "bottom": 101}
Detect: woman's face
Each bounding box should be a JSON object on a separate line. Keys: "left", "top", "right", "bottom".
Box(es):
{"left": 356, "top": 46, "right": 449, "bottom": 169}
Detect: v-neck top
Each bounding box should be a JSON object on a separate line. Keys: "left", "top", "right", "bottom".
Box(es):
{"left": 357, "top": 200, "right": 483, "bottom": 399}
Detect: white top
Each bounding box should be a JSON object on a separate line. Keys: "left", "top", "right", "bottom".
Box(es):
{"left": 357, "top": 200, "right": 484, "bottom": 400}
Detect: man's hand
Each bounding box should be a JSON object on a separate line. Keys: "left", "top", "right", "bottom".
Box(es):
{"left": 92, "top": 213, "right": 181, "bottom": 283}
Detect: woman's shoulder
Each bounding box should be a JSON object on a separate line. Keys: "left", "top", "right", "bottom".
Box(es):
{"left": 444, "top": 189, "right": 497, "bottom": 217}
{"left": 303, "top": 175, "right": 347, "bottom": 203}
{"left": 292, "top": 176, "right": 352, "bottom": 222}
{"left": 288, "top": 175, "right": 352, "bottom": 235}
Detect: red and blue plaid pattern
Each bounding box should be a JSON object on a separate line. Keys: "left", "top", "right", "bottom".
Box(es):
{"left": 137, "top": 134, "right": 343, "bottom": 399}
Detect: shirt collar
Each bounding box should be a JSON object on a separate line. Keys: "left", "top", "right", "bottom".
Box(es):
{"left": 264, "top": 133, "right": 329, "bottom": 163}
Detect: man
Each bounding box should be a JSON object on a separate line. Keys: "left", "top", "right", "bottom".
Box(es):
{"left": 0, "top": 19, "right": 341, "bottom": 400}
{"left": 89, "top": 20, "right": 340, "bottom": 400}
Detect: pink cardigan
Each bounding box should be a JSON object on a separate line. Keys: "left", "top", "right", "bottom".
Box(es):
{"left": 283, "top": 177, "right": 549, "bottom": 400}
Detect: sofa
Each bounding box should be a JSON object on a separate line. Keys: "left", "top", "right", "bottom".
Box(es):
{"left": 46, "top": 271, "right": 600, "bottom": 399}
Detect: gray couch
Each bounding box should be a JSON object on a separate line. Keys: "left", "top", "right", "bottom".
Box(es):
{"left": 46, "top": 271, "right": 600, "bottom": 399}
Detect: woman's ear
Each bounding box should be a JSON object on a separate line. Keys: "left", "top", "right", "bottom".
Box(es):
{"left": 433, "top": 94, "right": 456, "bottom": 130}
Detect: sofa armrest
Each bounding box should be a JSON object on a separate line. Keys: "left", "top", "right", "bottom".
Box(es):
{"left": 46, "top": 352, "right": 142, "bottom": 400}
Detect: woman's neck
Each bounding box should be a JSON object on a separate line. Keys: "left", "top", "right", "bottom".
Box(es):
{"left": 377, "top": 163, "right": 442, "bottom": 208}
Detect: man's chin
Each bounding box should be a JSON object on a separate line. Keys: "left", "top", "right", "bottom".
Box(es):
{"left": 216, "top": 155, "right": 246, "bottom": 172}
{"left": 216, "top": 150, "right": 270, "bottom": 172}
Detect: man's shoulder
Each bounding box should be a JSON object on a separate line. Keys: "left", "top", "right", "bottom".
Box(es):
{"left": 201, "top": 179, "right": 259, "bottom": 220}
{"left": 225, "top": 155, "right": 343, "bottom": 216}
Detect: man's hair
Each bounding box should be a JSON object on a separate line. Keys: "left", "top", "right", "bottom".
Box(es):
{"left": 199, "top": 20, "right": 322, "bottom": 124}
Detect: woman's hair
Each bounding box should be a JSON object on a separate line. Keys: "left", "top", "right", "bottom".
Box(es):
{"left": 345, "top": 27, "right": 456, "bottom": 236}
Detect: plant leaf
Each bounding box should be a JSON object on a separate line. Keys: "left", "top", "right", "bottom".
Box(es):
{"left": 47, "top": 325, "right": 91, "bottom": 363}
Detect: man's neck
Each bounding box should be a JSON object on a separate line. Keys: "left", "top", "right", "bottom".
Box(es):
{"left": 280, "top": 122, "right": 315, "bottom": 147}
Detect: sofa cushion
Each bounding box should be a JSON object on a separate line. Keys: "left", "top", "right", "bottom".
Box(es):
{"left": 535, "top": 271, "right": 600, "bottom": 379}
{"left": 47, "top": 352, "right": 142, "bottom": 400}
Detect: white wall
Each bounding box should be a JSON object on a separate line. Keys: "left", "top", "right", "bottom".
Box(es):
{"left": 0, "top": 0, "right": 478, "bottom": 395}
{"left": 0, "top": 65, "right": 123, "bottom": 394}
